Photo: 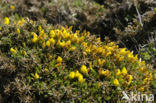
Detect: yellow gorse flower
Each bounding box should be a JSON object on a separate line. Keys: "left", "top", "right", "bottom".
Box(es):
{"left": 56, "top": 56, "right": 63, "bottom": 63}
{"left": 10, "top": 48, "right": 16, "bottom": 54}
{"left": 68, "top": 72, "right": 75, "bottom": 79}
{"left": 80, "top": 65, "right": 88, "bottom": 75}
{"left": 78, "top": 75, "right": 85, "bottom": 83}
{"left": 99, "top": 69, "right": 110, "bottom": 77}
{"left": 122, "top": 67, "right": 127, "bottom": 75}
{"left": 50, "top": 30, "right": 56, "bottom": 38}
{"left": 34, "top": 73, "right": 39, "bottom": 79}
{"left": 127, "top": 75, "right": 133, "bottom": 85}
{"left": 59, "top": 41, "right": 66, "bottom": 48}
{"left": 31, "top": 32, "right": 38, "bottom": 43}
{"left": 16, "top": 28, "right": 20, "bottom": 35}
{"left": 114, "top": 79, "right": 119, "bottom": 86}
{"left": 62, "top": 30, "right": 70, "bottom": 39}
{"left": 116, "top": 69, "right": 121, "bottom": 76}
{"left": 49, "top": 38, "right": 55, "bottom": 45}
{"left": 120, "top": 48, "right": 126, "bottom": 55}
{"left": 46, "top": 40, "right": 51, "bottom": 47}
{"left": 65, "top": 40, "right": 71, "bottom": 48}
{"left": 32, "top": 36, "right": 38, "bottom": 43}
{"left": 75, "top": 70, "right": 81, "bottom": 78}
{"left": 4, "top": 17, "right": 9, "bottom": 25}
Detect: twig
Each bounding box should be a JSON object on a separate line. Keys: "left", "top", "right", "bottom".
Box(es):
{"left": 134, "top": 0, "right": 143, "bottom": 27}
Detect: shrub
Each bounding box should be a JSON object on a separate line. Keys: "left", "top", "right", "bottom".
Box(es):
{"left": 0, "top": 17, "right": 155, "bottom": 102}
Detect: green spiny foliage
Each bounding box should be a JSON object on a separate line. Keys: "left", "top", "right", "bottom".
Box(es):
{"left": 0, "top": 16, "right": 155, "bottom": 103}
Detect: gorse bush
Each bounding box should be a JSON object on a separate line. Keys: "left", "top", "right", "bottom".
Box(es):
{"left": 0, "top": 17, "right": 155, "bottom": 103}
{"left": 1, "top": 0, "right": 156, "bottom": 51}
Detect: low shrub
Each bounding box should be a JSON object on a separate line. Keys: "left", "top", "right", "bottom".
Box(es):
{"left": 0, "top": 17, "right": 155, "bottom": 102}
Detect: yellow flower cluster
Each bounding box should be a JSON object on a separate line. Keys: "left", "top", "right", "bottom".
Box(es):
{"left": 1, "top": 15, "right": 155, "bottom": 101}
{"left": 115, "top": 67, "right": 133, "bottom": 86}
{"left": 99, "top": 69, "right": 110, "bottom": 77}
{"left": 31, "top": 26, "right": 85, "bottom": 52}
{"left": 113, "top": 67, "right": 131, "bottom": 87}
{"left": 68, "top": 65, "right": 89, "bottom": 83}
{"left": 17, "top": 18, "right": 26, "bottom": 26}
{"left": 6, "top": 22, "right": 151, "bottom": 89}
{"left": 26, "top": 26, "right": 153, "bottom": 87}
{"left": 68, "top": 70, "right": 85, "bottom": 83}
